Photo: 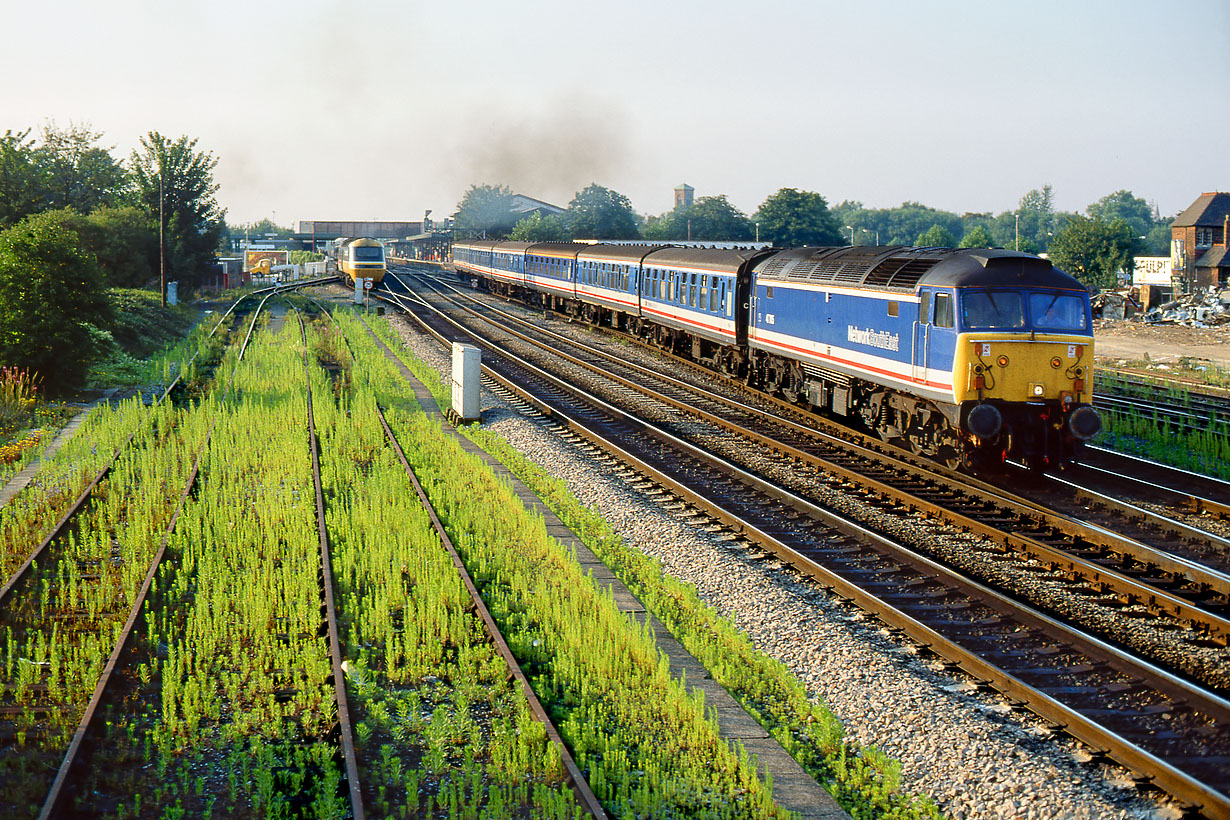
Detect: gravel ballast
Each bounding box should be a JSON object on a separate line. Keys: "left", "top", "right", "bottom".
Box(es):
{"left": 381, "top": 293, "right": 1182, "bottom": 820}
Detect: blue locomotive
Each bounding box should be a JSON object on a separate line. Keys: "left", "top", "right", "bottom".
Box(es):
{"left": 451, "top": 241, "right": 1100, "bottom": 470}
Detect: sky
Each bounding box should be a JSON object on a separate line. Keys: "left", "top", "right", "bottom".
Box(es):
{"left": 4, "top": 0, "right": 1228, "bottom": 229}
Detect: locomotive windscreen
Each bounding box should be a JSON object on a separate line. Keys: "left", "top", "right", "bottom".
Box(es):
{"left": 354, "top": 246, "right": 384, "bottom": 261}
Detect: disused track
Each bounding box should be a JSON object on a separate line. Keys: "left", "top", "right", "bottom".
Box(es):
{"left": 25, "top": 286, "right": 308, "bottom": 818}
{"left": 295, "top": 305, "right": 366, "bottom": 820}
{"left": 377, "top": 269, "right": 1230, "bottom": 818}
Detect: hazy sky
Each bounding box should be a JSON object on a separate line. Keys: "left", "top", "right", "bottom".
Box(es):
{"left": 5, "top": 0, "right": 1227, "bottom": 228}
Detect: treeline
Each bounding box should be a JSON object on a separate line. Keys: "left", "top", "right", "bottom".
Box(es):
{"left": 0, "top": 122, "right": 225, "bottom": 391}
{"left": 454, "top": 182, "right": 1172, "bottom": 292}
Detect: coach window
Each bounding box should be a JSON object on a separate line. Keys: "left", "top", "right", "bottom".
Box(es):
{"left": 934, "top": 293, "right": 954, "bottom": 328}
{"left": 918, "top": 291, "right": 931, "bottom": 324}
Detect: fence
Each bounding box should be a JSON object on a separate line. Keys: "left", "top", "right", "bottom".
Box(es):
{"left": 249, "top": 261, "right": 333, "bottom": 287}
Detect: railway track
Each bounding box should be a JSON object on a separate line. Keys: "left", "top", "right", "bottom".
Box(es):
{"left": 6, "top": 288, "right": 296, "bottom": 817}
{"left": 389, "top": 270, "right": 1230, "bottom": 657}
{"left": 379, "top": 266, "right": 1230, "bottom": 818}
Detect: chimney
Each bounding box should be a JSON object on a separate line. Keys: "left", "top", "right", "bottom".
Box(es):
{"left": 1223, "top": 214, "right": 1229, "bottom": 246}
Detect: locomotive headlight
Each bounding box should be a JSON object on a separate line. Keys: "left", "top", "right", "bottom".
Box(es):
{"left": 1031, "top": 383, "right": 1045, "bottom": 397}
{"left": 996, "top": 355, "right": 1010, "bottom": 367}
{"left": 1050, "top": 356, "right": 1062, "bottom": 368}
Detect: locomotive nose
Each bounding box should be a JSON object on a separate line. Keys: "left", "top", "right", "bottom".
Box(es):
{"left": 1066, "top": 405, "right": 1102, "bottom": 440}
{"left": 965, "top": 402, "right": 1003, "bottom": 440}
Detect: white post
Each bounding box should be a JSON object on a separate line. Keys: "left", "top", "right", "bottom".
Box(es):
{"left": 451, "top": 343, "right": 481, "bottom": 423}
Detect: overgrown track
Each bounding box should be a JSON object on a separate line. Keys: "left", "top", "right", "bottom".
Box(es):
{"left": 372, "top": 401, "right": 609, "bottom": 819}
{"left": 1095, "top": 373, "right": 1230, "bottom": 436}
{"left": 379, "top": 268, "right": 1230, "bottom": 819}
{"left": 294, "top": 306, "right": 366, "bottom": 820}
{"left": 307, "top": 298, "right": 607, "bottom": 819}
{"left": 15, "top": 288, "right": 289, "bottom": 818}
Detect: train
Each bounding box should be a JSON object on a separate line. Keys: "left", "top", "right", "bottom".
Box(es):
{"left": 332, "top": 237, "right": 387, "bottom": 286}
{"left": 449, "top": 241, "right": 1101, "bottom": 470}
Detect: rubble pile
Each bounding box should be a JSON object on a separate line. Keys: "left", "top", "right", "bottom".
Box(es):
{"left": 1141, "top": 287, "right": 1230, "bottom": 326}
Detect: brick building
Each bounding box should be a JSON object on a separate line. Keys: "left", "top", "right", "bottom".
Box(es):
{"left": 1171, "top": 192, "right": 1230, "bottom": 292}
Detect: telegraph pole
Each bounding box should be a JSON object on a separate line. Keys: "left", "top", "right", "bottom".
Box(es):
{"left": 159, "top": 151, "right": 166, "bottom": 307}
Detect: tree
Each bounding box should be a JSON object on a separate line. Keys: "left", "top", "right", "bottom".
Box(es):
{"left": 0, "top": 129, "right": 47, "bottom": 229}
{"left": 453, "top": 184, "right": 518, "bottom": 238}
{"left": 0, "top": 211, "right": 113, "bottom": 391}
{"left": 1086, "top": 190, "right": 1153, "bottom": 239}
{"left": 753, "top": 188, "right": 842, "bottom": 247}
{"left": 233, "top": 217, "right": 292, "bottom": 239}
{"left": 1013, "top": 184, "right": 1057, "bottom": 252}
{"left": 916, "top": 224, "right": 957, "bottom": 247}
{"left": 676, "top": 195, "right": 753, "bottom": 241}
{"left": 958, "top": 225, "right": 994, "bottom": 248}
{"left": 1047, "top": 215, "right": 1134, "bottom": 290}
{"left": 37, "top": 121, "right": 128, "bottom": 214}
{"left": 565, "top": 184, "right": 638, "bottom": 240}
{"left": 129, "top": 132, "right": 225, "bottom": 297}
{"left": 853, "top": 202, "right": 962, "bottom": 247}
{"left": 81, "top": 206, "right": 159, "bottom": 288}
{"left": 509, "top": 211, "right": 570, "bottom": 242}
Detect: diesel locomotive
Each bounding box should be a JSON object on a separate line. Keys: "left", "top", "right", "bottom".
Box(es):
{"left": 333, "top": 237, "right": 387, "bottom": 286}
{"left": 450, "top": 241, "right": 1101, "bottom": 470}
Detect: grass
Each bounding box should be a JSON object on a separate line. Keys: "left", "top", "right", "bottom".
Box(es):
{"left": 362, "top": 310, "right": 942, "bottom": 819}
{"left": 86, "top": 288, "right": 197, "bottom": 389}
{"left": 1095, "top": 372, "right": 1230, "bottom": 479}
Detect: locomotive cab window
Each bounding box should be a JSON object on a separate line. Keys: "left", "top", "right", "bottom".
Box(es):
{"left": 961, "top": 290, "right": 1025, "bottom": 329}
{"left": 918, "top": 291, "right": 931, "bottom": 323}
{"left": 887, "top": 301, "right": 899, "bottom": 317}
{"left": 934, "top": 293, "right": 954, "bottom": 328}
{"left": 1030, "top": 292, "right": 1088, "bottom": 331}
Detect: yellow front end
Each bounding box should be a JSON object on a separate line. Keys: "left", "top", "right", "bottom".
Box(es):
{"left": 347, "top": 263, "right": 386, "bottom": 284}
{"left": 954, "top": 333, "right": 1094, "bottom": 407}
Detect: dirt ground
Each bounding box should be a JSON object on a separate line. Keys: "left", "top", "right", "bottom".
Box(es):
{"left": 1094, "top": 320, "right": 1230, "bottom": 368}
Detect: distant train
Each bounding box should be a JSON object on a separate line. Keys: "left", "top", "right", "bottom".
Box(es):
{"left": 332, "top": 237, "right": 386, "bottom": 285}
{"left": 451, "top": 241, "right": 1101, "bottom": 470}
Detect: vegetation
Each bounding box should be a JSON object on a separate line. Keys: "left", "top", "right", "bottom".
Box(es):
{"left": 365, "top": 314, "right": 942, "bottom": 819}
{"left": 0, "top": 122, "right": 226, "bottom": 392}
{"left": 86, "top": 289, "right": 197, "bottom": 388}
{"left": 1047, "top": 214, "right": 1136, "bottom": 290}
{"left": 0, "top": 211, "right": 113, "bottom": 391}
{"left": 454, "top": 183, "right": 520, "bottom": 237}
{"left": 753, "top": 188, "right": 843, "bottom": 247}
{"left": 128, "top": 131, "right": 226, "bottom": 294}
{"left": 564, "top": 184, "right": 639, "bottom": 240}
{"left": 1096, "top": 373, "right": 1230, "bottom": 479}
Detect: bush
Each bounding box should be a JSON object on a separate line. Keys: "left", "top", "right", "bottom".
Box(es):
{"left": 0, "top": 211, "right": 113, "bottom": 392}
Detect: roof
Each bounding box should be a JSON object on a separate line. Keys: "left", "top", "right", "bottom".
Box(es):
{"left": 1173, "top": 192, "right": 1230, "bottom": 228}
{"left": 674, "top": 183, "right": 694, "bottom": 191}
{"left": 754, "top": 246, "right": 1086, "bottom": 292}
{"left": 511, "top": 194, "right": 565, "bottom": 215}
{"left": 1196, "top": 246, "right": 1230, "bottom": 268}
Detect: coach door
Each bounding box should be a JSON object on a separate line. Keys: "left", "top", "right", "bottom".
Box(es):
{"left": 912, "top": 291, "right": 931, "bottom": 384}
